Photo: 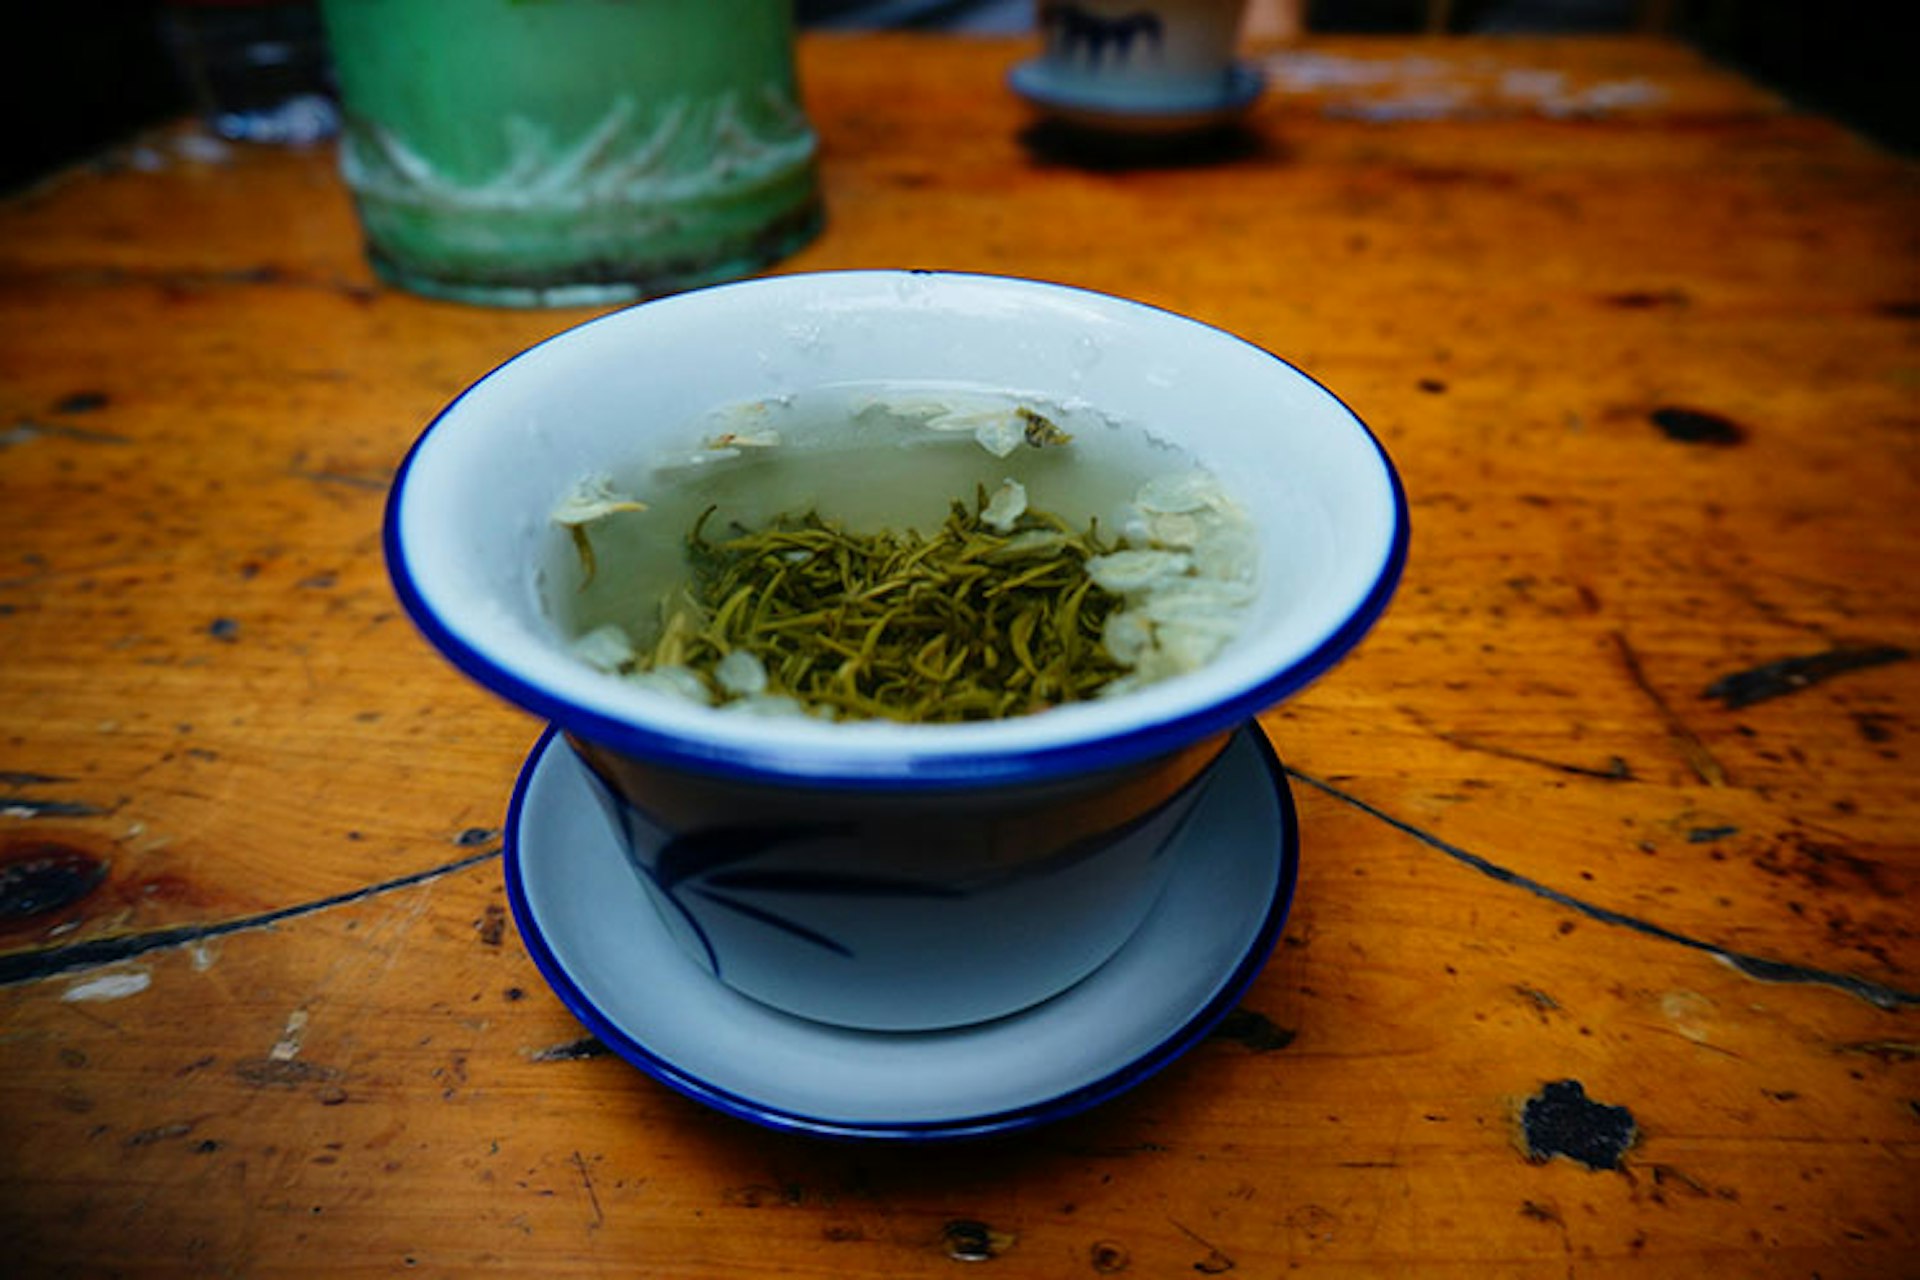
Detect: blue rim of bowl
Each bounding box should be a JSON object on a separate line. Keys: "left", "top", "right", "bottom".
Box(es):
{"left": 501, "top": 722, "right": 1300, "bottom": 1141}
{"left": 383, "top": 269, "right": 1409, "bottom": 791}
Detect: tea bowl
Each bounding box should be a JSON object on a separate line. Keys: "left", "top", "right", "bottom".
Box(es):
{"left": 385, "top": 270, "right": 1405, "bottom": 1030}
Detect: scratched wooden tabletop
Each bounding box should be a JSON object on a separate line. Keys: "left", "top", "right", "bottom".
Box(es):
{"left": 1, "top": 32, "right": 1914, "bottom": 1278}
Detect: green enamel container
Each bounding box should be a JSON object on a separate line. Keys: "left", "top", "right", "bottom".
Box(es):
{"left": 319, "top": 0, "right": 823, "bottom": 307}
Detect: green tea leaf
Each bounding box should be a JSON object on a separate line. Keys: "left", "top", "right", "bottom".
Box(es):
{"left": 634, "top": 485, "right": 1131, "bottom": 722}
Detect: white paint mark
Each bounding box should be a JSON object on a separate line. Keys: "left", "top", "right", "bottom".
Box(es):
{"left": 269, "top": 1008, "right": 310, "bottom": 1062}
{"left": 62, "top": 970, "right": 151, "bottom": 1003}
{"left": 1660, "top": 989, "right": 1719, "bottom": 1046}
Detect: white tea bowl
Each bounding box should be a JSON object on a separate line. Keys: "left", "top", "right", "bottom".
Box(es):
{"left": 386, "top": 270, "right": 1405, "bottom": 1031}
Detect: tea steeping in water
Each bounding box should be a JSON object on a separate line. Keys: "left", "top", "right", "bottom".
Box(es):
{"left": 547, "top": 388, "right": 1255, "bottom": 723}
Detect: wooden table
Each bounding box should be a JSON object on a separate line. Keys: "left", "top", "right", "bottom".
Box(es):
{"left": 2, "top": 33, "right": 1914, "bottom": 1277}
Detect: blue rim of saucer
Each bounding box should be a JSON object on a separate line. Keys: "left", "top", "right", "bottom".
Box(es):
{"left": 502, "top": 722, "right": 1300, "bottom": 1141}
{"left": 1009, "top": 57, "right": 1266, "bottom": 125}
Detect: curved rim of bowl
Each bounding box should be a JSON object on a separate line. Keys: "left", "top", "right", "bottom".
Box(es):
{"left": 384, "top": 269, "right": 1408, "bottom": 790}
{"left": 501, "top": 722, "right": 1302, "bottom": 1141}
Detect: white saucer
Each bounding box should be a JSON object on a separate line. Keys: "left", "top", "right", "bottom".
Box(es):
{"left": 504, "top": 724, "right": 1298, "bottom": 1140}
{"left": 1009, "top": 57, "right": 1266, "bottom": 136}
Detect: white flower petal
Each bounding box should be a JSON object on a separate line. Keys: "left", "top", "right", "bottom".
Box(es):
{"left": 982, "top": 478, "right": 1028, "bottom": 532}
{"left": 1136, "top": 470, "right": 1227, "bottom": 515}
{"left": 1154, "top": 622, "right": 1231, "bottom": 672}
{"left": 990, "top": 529, "right": 1070, "bottom": 559}
{"left": 972, "top": 414, "right": 1024, "bottom": 458}
{"left": 1102, "top": 611, "right": 1155, "bottom": 666}
{"left": 628, "top": 665, "right": 714, "bottom": 706}
{"left": 551, "top": 473, "right": 647, "bottom": 526}
{"left": 1143, "top": 510, "right": 1207, "bottom": 548}
{"left": 1087, "top": 549, "right": 1192, "bottom": 595}
{"left": 570, "top": 624, "right": 636, "bottom": 673}
{"left": 721, "top": 694, "right": 811, "bottom": 718}
{"left": 715, "top": 649, "right": 769, "bottom": 696}
{"left": 1138, "top": 580, "right": 1256, "bottom": 620}
{"left": 1190, "top": 526, "right": 1260, "bottom": 583}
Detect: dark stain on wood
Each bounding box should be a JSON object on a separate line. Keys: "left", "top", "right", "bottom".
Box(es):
{"left": 1400, "top": 165, "right": 1519, "bottom": 187}
{"left": 1646, "top": 1163, "right": 1715, "bottom": 1199}
{"left": 1521, "top": 1080, "right": 1637, "bottom": 1171}
{"left": 125, "top": 1121, "right": 196, "bottom": 1146}
{"left": 1211, "top": 1007, "right": 1299, "bottom": 1052}
{"left": 1650, "top": 405, "right": 1745, "bottom": 445}
{"left": 1851, "top": 711, "right": 1899, "bottom": 744}
{"left": 1686, "top": 825, "right": 1739, "bottom": 843}
{"left": 1753, "top": 838, "right": 1894, "bottom": 898}
{"left": 1604, "top": 289, "right": 1688, "bottom": 309}
{"left": 476, "top": 904, "right": 506, "bottom": 948}
{"left": 0, "top": 838, "right": 109, "bottom": 924}
{"left": 941, "top": 1218, "right": 1010, "bottom": 1262}
{"left": 1169, "top": 1218, "right": 1234, "bottom": 1273}
{"left": 55, "top": 391, "right": 111, "bottom": 414}
{"left": 287, "top": 456, "right": 395, "bottom": 493}
{"left": 234, "top": 1057, "right": 340, "bottom": 1089}
{"left": 531, "top": 1036, "right": 611, "bottom": 1063}
{"left": 1837, "top": 1041, "right": 1918, "bottom": 1065}
{"left": 455, "top": 827, "right": 500, "bottom": 847}
{"left": 1703, "top": 646, "right": 1911, "bottom": 709}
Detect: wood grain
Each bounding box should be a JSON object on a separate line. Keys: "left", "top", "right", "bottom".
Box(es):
{"left": 1, "top": 33, "right": 1914, "bottom": 1278}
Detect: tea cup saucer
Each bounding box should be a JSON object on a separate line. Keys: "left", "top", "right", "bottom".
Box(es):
{"left": 1009, "top": 57, "right": 1266, "bottom": 136}
{"left": 503, "top": 723, "right": 1298, "bottom": 1140}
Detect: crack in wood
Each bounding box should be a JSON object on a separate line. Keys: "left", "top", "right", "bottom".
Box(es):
{"left": 0, "top": 419, "right": 133, "bottom": 449}
{"left": 1401, "top": 707, "right": 1633, "bottom": 781}
{"left": 1285, "top": 767, "right": 1918, "bottom": 1011}
{"left": 0, "top": 847, "right": 501, "bottom": 987}
{"left": 288, "top": 463, "right": 393, "bottom": 492}
{"left": 571, "top": 1150, "right": 605, "bottom": 1230}
{"left": 0, "top": 794, "right": 115, "bottom": 818}
{"left": 1609, "top": 631, "right": 1728, "bottom": 786}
